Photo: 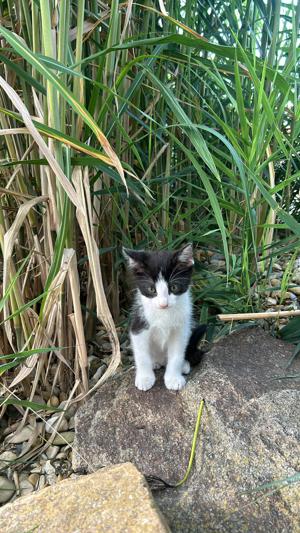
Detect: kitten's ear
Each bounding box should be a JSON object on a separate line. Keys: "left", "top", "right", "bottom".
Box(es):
{"left": 176, "top": 243, "right": 194, "bottom": 267}
{"left": 122, "top": 247, "right": 145, "bottom": 269}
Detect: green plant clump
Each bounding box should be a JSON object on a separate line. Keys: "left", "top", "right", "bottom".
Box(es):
{"left": 0, "top": 1, "right": 299, "bottom": 407}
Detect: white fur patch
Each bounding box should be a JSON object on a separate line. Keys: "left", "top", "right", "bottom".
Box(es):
{"left": 155, "top": 273, "right": 169, "bottom": 308}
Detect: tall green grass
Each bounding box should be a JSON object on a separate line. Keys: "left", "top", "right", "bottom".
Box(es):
{"left": 0, "top": 0, "right": 299, "bottom": 408}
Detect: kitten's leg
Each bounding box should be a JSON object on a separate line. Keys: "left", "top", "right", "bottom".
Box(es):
{"left": 164, "top": 329, "right": 189, "bottom": 390}
{"left": 182, "top": 360, "right": 191, "bottom": 374}
{"left": 130, "top": 330, "right": 155, "bottom": 391}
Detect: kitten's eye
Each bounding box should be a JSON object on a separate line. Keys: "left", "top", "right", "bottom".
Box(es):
{"left": 148, "top": 286, "right": 156, "bottom": 294}
{"left": 170, "top": 283, "right": 179, "bottom": 292}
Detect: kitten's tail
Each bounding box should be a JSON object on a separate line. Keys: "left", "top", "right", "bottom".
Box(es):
{"left": 185, "top": 325, "right": 207, "bottom": 367}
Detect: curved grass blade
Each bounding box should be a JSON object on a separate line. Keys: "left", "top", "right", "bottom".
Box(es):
{"left": 0, "top": 26, "right": 126, "bottom": 188}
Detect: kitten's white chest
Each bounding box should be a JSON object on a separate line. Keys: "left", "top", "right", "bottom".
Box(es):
{"left": 142, "top": 291, "right": 192, "bottom": 351}
{"left": 150, "top": 319, "right": 176, "bottom": 348}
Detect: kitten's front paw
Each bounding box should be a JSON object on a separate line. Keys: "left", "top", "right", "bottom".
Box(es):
{"left": 135, "top": 373, "right": 155, "bottom": 391}
{"left": 164, "top": 374, "right": 186, "bottom": 391}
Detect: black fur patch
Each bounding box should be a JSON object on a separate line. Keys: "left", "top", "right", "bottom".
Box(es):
{"left": 185, "top": 324, "right": 207, "bottom": 366}
{"left": 130, "top": 310, "right": 149, "bottom": 334}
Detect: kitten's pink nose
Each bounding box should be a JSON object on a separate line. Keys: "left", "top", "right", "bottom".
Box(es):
{"left": 159, "top": 302, "right": 168, "bottom": 309}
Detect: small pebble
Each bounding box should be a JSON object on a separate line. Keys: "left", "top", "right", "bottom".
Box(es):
{"left": 56, "top": 452, "right": 66, "bottom": 460}
{"left": 101, "top": 342, "right": 112, "bottom": 353}
{"left": 281, "top": 291, "right": 294, "bottom": 300}
{"left": 265, "top": 297, "right": 277, "bottom": 306}
{"left": 210, "top": 259, "right": 226, "bottom": 270}
{"left": 38, "top": 474, "right": 46, "bottom": 490}
{"left": 0, "top": 451, "right": 17, "bottom": 470}
{"left": 294, "top": 259, "right": 300, "bottom": 269}
{"left": 6, "top": 426, "right": 34, "bottom": 444}
{"left": 45, "top": 415, "right": 68, "bottom": 434}
{"left": 284, "top": 304, "right": 298, "bottom": 311}
{"left": 272, "top": 290, "right": 293, "bottom": 300}
{"left": 30, "top": 465, "right": 42, "bottom": 474}
{"left": 43, "top": 460, "right": 57, "bottom": 486}
{"left": 270, "top": 271, "right": 282, "bottom": 279}
{"left": 270, "top": 278, "right": 280, "bottom": 287}
{"left": 292, "top": 274, "right": 300, "bottom": 284}
{"left": 28, "top": 473, "right": 40, "bottom": 487}
{"left": 88, "top": 355, "right": 99, "bottom": 365}
{"left": 19, "top": 472, "right": 29, "bottom": 482}
{"left": 0, "top": 476, "right": 15, "bottom": 503}
{"left": 52, "top": 431, "right": 74, "bottom": 446}
{"left": 290, "top": 287, "right": 300, "bottom": 296}
{"left": 46, "top": 446, "right": 60, "bottom": 460}
{"left": 47, "top": 395, "right": 60, "bottom": 408}
{"left": 19, "top": 479, "right": 34, "bottom": 496}
{"left": 90, "top": 365, "right": 106, "bottom": 383}
{"left": 59, "top": 403, "right": 77, "bottom": 420}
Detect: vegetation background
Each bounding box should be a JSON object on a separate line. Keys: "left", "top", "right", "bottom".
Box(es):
{"left": 0, "top": 0, "right": 299, "bottom": 416}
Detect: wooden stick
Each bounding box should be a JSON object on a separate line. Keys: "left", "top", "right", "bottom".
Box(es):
{"left": 218, "top": 310, "right": 300, "bottom": 321}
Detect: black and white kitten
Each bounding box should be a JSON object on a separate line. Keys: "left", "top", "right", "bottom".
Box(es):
{"left": 123, "top": 243, "right": 206, "bottom": 391}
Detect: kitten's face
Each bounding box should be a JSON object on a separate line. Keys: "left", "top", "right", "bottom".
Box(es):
{"left": 123, "top": 244, "right": 194, "bottom": 309}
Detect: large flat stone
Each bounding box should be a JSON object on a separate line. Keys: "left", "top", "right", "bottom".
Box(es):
{"left": 0, "top": 462, "right": 170, "bottom": 532}
{"left": 73, "top": 328, "right": 300, "bottom": 532}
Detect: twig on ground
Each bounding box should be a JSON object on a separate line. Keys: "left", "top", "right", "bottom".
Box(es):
{"left": 218, "top": 310, "right": 300, "bottom": 321}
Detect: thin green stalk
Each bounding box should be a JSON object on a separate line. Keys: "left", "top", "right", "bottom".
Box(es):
{"left": 39, "top": 0, "right": 64, "bottom": 219}
{"left": 57, "top": 0, "right": 70, "bottom": 134}
{"left": 176, "top": 399, "right": 205, "bottom": 487}
{"left": 72, "top": 0, "right": 85, "bottom": 137}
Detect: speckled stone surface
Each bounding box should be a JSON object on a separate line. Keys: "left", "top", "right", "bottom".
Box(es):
{"left": 0, "top": 462, "right": 170, "bottom": 532}
{"left": 73, "top": 328, "right": 300, "bottom": 532}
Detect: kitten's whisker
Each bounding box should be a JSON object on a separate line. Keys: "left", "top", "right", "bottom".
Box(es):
{"left": 170, "top": 274, "right": 190, "bottom": 280}
{"left": 169, "top": 270, "right": 191, "bottom": 280}
{"left": 169, "top": 275, "right": 190, "bottom": 283}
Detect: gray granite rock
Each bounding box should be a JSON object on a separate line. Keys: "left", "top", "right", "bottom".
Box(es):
{"left": 73, "top": 328, "right": 300, "bottom": 532}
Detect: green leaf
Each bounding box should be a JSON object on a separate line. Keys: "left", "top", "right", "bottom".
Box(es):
{"left": 0, "top": 397, "right": 63, "bottom": 412}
